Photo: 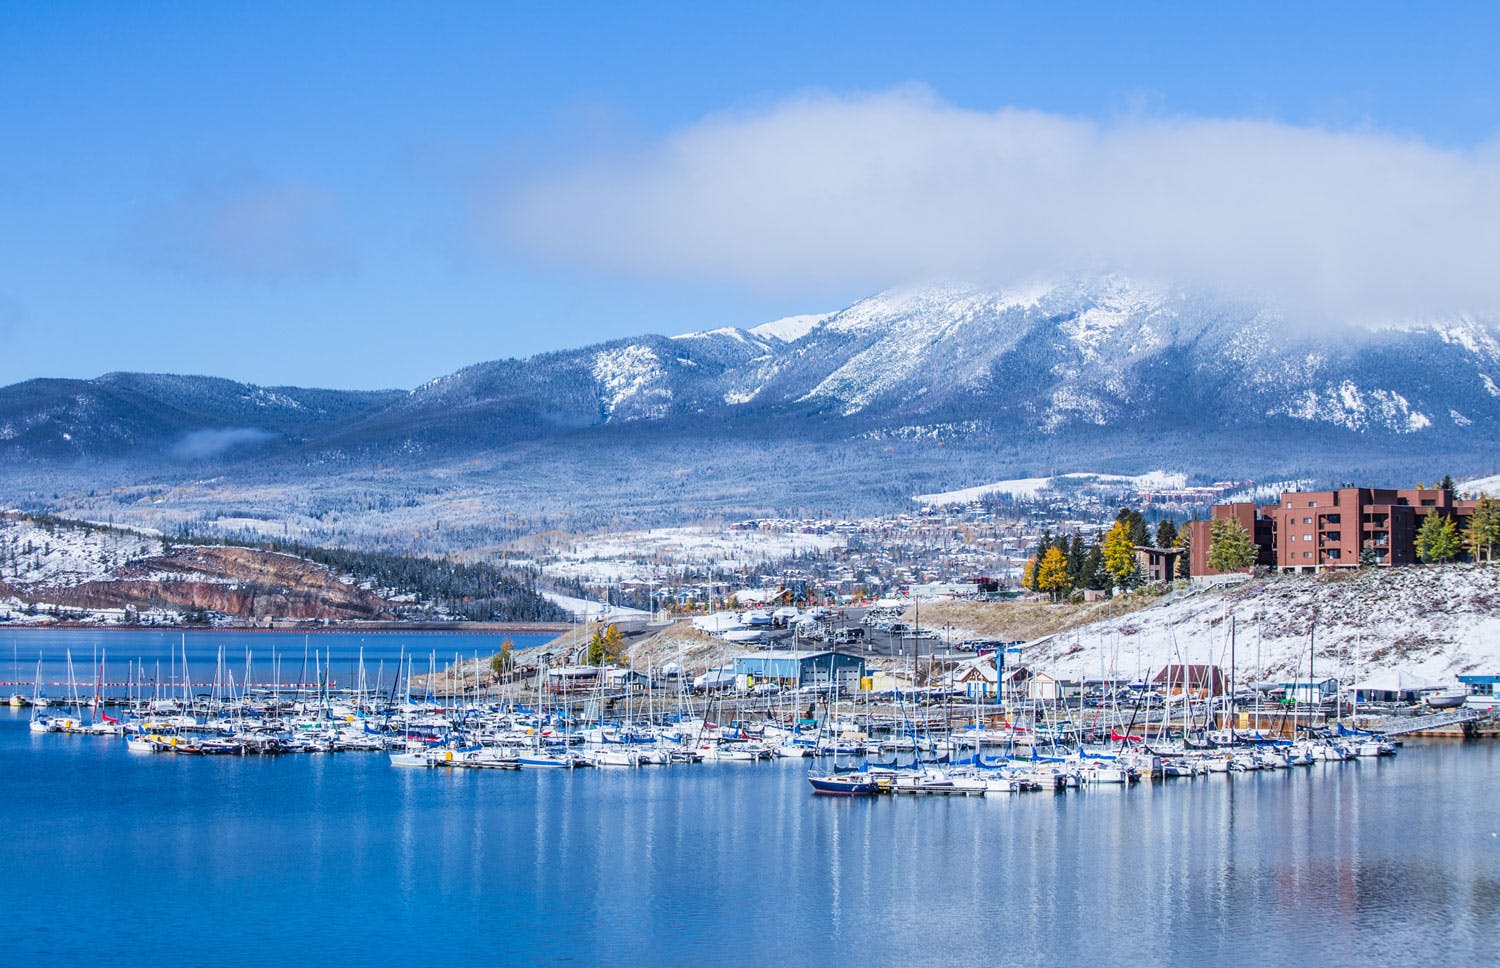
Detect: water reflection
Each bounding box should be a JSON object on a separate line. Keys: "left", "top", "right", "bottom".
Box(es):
{"left": 2, "top": 718, "right": 1498, "bottom": 966}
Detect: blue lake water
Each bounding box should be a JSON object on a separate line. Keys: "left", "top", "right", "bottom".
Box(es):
{"left": 0, "top": 628, "right": 554, "bottom": 695}
{"left": 2, "top": 696, "right": 1498, "bottom": 966}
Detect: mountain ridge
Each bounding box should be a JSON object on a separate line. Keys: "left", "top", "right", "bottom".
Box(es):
{"left": 2, "top": 278, "right": 1497, "bottom": 536}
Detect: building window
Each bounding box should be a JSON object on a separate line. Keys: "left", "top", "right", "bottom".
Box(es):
{"left": 1304, "top": 551, "right": 1312, "bottom": 559}
{"left": 1290, "top": 534, "right": 1297, "bottom": 542}
{"left": 1303, "top": 516, "right": 1312, "bottom": 524}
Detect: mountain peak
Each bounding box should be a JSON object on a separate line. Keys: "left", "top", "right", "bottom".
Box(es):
{"left": 748, "top": 313, "right": 833, "bottom": 343}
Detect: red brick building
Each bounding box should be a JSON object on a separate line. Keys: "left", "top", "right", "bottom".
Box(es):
{"left": 1189, "top": 487, "right": 1477, "bottom": 575}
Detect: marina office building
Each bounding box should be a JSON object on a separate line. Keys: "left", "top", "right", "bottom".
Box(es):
{"left": 1189, "top": 486, "right": 1480, "bottom": 575}
{"left": 733, "top": 650, "right": 868, "bottom": 691}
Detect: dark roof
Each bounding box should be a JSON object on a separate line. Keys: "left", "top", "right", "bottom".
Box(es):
{"left": 1152, "top": 664, "right": 1224, "bottom": 686}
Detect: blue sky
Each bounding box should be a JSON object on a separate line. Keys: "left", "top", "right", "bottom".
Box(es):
{"left": 3, "top": 1, "right": 1499, "bottom": 389}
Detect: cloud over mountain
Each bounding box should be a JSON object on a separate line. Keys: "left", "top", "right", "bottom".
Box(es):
{"left": 501, "top": 88, "right": 1500, "bottom": 323}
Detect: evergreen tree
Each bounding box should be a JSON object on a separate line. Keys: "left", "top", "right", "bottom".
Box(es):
{"left": 1464, "top": 494, "right": 1499, "bottom": 562}
{"left": 1416, "top": 512, "right": 1461, "bottom": 563}
{"left": 1036, "top": 546, "right": 1072, "bottom": 601}
{"left": 1083, "top": 537, "right": 1106, "bottom": 590}
{"left": 1067, "top": 532, "right": 1086, "bottom": 586}
{"left": 1154, "top": 520, "right": 1178, "bottom": 550}
{"left": 1116, "top": 508, "right": 1150, "bottom": 547}
{"left": 1440, "top": 474, "right": 1455, "bottom": 497}
{"left": 1102, "top": 521, "right": 1140, "bottom": 589}
{"left": 1206, "top": 518, "right": 1257, "bottom": 572}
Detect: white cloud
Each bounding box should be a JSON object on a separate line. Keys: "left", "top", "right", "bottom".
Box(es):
{"left": 500, "top": 88, "right": 1500, "bottom": 321}
{"left": 171, "top": 427, "right": 275, "bottom": 459}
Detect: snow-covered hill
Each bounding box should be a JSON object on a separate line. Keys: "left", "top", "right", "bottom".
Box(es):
{"left": 914, "top": 470, "right": 1188, "bottom": 506}
{"left": 0, "top": 514, "right": 163, "bottom": 588}
{"left": 931, "top": 565, "right": 1500, "bottom": 685}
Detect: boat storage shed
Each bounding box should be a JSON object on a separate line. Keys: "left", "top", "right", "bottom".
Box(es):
{"left": 733, "top": 650, "right": 867, "bottom": 690}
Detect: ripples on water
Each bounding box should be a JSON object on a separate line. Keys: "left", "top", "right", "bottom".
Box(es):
{"left": 3, "top": 712, "right": 1497, "bottom": 967}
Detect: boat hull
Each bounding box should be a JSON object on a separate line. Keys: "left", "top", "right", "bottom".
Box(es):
{"left": 808, "top": 774, "right": 880, "bottom": 796}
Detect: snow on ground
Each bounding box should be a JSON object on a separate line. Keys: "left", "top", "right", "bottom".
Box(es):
{"left": 914, "top": 470, "right": 1187, "bottom": 506}
{"left": 0, "top": 514, "right": 162, "bottom": 587}
{"left": 539, "top": 526, "right": 846, "bottom": 583}
{"left": 970, "top": 565, "right": 1500, "bottom": 686}
{"left": 540, "top": 591, "right": 649, "bottom": 622}
{"left": 1460, "top": 473, "right": 1500, "bottom": 496}
{"left": 749, "top": 312, "right": 833, "bottom": 343}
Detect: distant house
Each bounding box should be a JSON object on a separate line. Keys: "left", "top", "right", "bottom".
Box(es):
{"left": 1153, "top": 664, "right": 1226, "bottom": 698}
{"left": 1133, "top": 546, "right": 1183, "bottom": 584}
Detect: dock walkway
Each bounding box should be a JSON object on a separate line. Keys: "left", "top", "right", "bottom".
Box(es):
{"left": 1370, "top": 707, "right": 1491, "bottom": 737}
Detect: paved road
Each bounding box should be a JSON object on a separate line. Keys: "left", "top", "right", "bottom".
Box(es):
{"left": 760, "top": 607, "right": 964, "bottom": 660}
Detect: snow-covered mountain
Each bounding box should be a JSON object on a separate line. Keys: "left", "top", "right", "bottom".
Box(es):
{"left": 357, "top": 277, "right": 1500, "bottom": 446}
{"left": 2, "top": 278, "right": 1498, "bottom": 527}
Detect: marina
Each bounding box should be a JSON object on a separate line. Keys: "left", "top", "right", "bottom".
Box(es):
{"left": 7, "top": 630, "right": 1484, "bottom": 796}
{"left": 4, "top": 698, "right": 1498, "bottom": 966}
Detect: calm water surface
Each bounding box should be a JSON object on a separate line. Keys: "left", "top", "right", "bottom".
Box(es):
{"left": 1, "top": 659, "right": 1498, "bottom": 965}
{"left": 0, "top": 627, "right": 552, "bottom": 694}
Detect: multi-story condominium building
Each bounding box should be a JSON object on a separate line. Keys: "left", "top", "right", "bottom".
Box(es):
{"left": 1189, "top": 487, "right": 1478, "bottom": 575}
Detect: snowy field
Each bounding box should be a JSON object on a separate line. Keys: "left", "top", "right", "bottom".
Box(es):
{"left": 540, "top": 591, "right": 650, "bottom": 623}
{"left": 1460, "top": 473, "right": 1500, "bottom": 495}
{"left": 537, "top": 526, "right": 846, "bottom": 583}
{"left": 914, "top": 470, "right": 1187, "bottom": 506}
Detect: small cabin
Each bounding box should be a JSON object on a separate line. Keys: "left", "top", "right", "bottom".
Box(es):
{"left": 1025, "top": 672, "right": 1062, "bottom": 702}
{"left": 1153, "top": 664, "right": 1226, "bottom": 698}
{"left": 953, "top": 656, "right": 998, "bottom": 701}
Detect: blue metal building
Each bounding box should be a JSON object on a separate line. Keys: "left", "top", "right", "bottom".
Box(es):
{"left": 733, "top": 650, "right": 867, "bottom": 690}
